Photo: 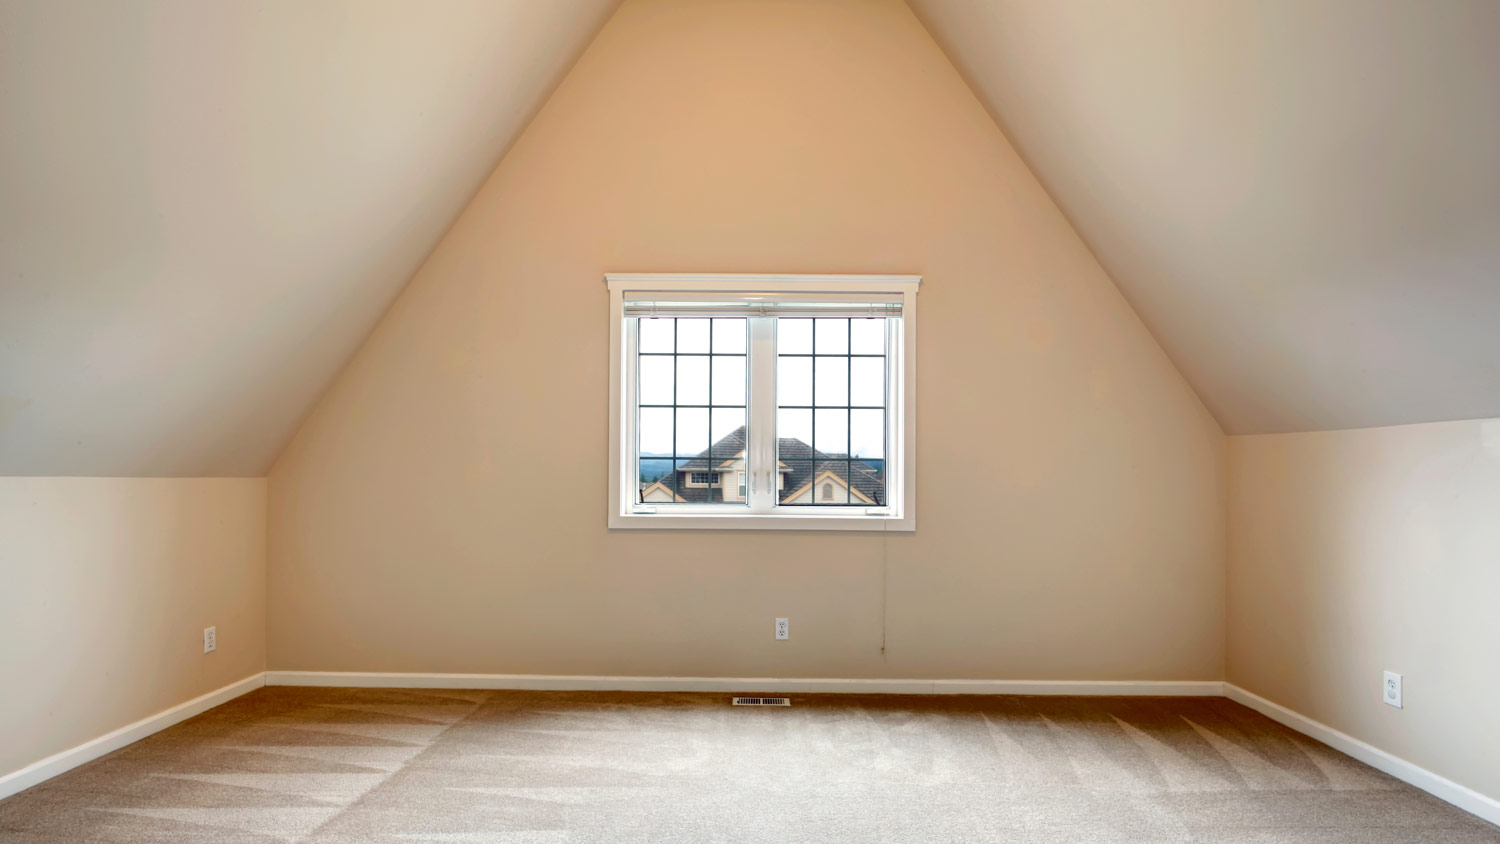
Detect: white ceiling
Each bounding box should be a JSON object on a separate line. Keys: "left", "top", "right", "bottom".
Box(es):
{"left": 910, "top": 0, "right": 1500, "bottom": 433}
{"left": 0, "top": 0, "right": 619, "bottom": 475}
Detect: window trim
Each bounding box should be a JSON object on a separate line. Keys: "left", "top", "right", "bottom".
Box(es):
{"left": 606, "top": 274, "right": 918, "bottom": 531}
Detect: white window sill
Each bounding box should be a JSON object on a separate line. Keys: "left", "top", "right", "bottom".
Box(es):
{"left": 609, "top": 511, "right": 914, "bottom": 532}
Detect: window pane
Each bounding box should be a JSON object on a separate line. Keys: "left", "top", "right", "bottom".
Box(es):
{"left": 814, "top": 465, "right": 850, "bottom": 504}
{"left": 639, "top": 318, "right": 674, "bottom": 353}
{"left": 778, "top": 318, "right": 812, "bottom": 354}
{"left": 670, "top": 461, "right": 691, "bottom": 501}
{"left": 814, "top": 318, "right": 848, "bottom": 354}
{"left": 675, "top": 407, "right": 708, "bottom": 457}
{"left": 706, "top": 475, "right": 726, "bottom": 503}
{"left": 639, "top": 456, "right": 674, "bottom": 502}
{"left": 710, "top": 408, "right": 745, "bottom": 458}
{"left": 850, "top": 318, "right": 885, "bottom": 354}
{"left": 638, "top": 355, "right": 674, "bottom": 405}
{"left": 814, "top": 357, "right": 848, "bottom": 406}
{"left": 777, "top": 356, "right": 811, "bottom": 407}
{"left": 632, "top": 315, "right": 746, "bottom": 508}
{"left": 778, "top": 407, "right": 812, "bottom": 452}
{"left": 854, "top": 460, "right": 886, "bottom": 505}
{"left": 814, "top": 408, "right": 848, "bottom": 454}
{"left": 712, "top": 355, "right": 746, "bottom": 405}
{"left": 850, "top": 409, "right": 884, "bottom": 459}
{"left": 676, "top": 318, "right": 710, "bottom": 353}
{"left": 639, "top": 407, "right": 673, "bottom": 458}
{"left": 631, "top": 309, "right": 896, "bottom": 514}
{"left": 676, "top": 356, "right": 709, "bottom": 405}
{"left": 850, "top": 357, "right": 885, "bottom": 407}
{"left": 712, "top": 318, "right": 746, "bottom": 353}
{"left": 778, "top": 460, "right": 813, "bottom": 504}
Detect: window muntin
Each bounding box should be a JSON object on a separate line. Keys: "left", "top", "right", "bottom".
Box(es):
{"left": 609, "top": 274, "right": 916, "bottom": 531}
{"left": 636, "top": 317, "right": 747, "bottom": 505}
{"left": 636, "top": 314, "right": 747, "bottom": 500}
{"left": 635, "top": 315, "right": 890, "bottom": 512}
{"left": 775, "top": 318, "right": 885, "bottom": 506}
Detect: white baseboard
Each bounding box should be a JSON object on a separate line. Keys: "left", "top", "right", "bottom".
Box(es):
{"left": 932, "top": 679, "right": 1224, "bottom": 696}
{"left": 264, "top": 671, "right": 1223, "bottom": 697}
{"left": 1225, "top": 684, "right": 1500, "bottom": 828}
{"left": 0, "top": 672, "right": 266, "bottom": 801}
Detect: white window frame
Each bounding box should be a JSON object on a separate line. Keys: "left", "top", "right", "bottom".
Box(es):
{"left": 606, "top": 273, "right": 918, "bottom": 531}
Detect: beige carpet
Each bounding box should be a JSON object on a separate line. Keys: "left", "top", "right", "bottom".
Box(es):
{"left": 2, "top": 688, "right": 1496, "bottom": 843}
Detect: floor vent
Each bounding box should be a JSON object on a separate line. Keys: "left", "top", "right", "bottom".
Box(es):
{"left": 732, "top": 696, "right": 791, "bottom": 706}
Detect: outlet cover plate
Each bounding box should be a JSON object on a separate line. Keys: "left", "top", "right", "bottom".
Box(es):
{"left": 1383, "top": 671, "right": 1402, "bottom": 708}
{"left": 203, "top": 626, "right": 217, "bottom": 654}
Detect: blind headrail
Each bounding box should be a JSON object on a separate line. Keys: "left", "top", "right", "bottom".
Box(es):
{"left": 622, "top": 291, "right": 903, "bottom": 318}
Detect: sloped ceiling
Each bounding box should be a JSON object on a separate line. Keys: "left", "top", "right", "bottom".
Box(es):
{"left": 5, "top": 0, "right": 1495, "bottom": 479}
{"left": 0, "top": 0, "right": 619, "bottom": 476}
{"left": 910, "top": 0, "right": 1500, "bottom": 434}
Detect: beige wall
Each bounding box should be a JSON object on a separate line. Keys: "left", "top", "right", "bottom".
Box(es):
{"left": 1228, "top": 420, "right": 1500, "bottom": 801}
{"left": 0, "top": 478, "right": 266, "bottom": 778}
{"left": 268, "top": 0, "right": 1225, "bottom": 681}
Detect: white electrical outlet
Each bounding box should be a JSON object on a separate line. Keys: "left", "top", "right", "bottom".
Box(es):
{"left": 775, "top": 618, "right": 789, "bottom": 641}
{"left": 1383, "top": 671, "right": 1402, "bottom": 708}
{"left": 203, "top": 626, "right": 217, "bottom": 654}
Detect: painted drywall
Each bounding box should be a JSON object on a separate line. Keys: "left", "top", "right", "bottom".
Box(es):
{"left": 0, "top": 0, "right": 619, "bottom": 476}
{"left": 268, "top": 0, "right": 1225, "bottom": 681}
{"left": 0, "top": 478, "right": 266, "bottom": 778}
{"left": 911, "top": 0, "right": 1500, "bottom": 433}
{"left": 1228, "top": 420, "right": 1500, "bottom": 802}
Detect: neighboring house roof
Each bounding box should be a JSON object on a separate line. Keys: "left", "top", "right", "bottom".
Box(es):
{"left": 643, "top": 426, "right": 884, "bottom": 504}
{"left": 676, "top": 427, "right": 748, "bottom": 471}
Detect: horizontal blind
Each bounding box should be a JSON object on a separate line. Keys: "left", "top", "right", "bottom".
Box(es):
{"left": 622, "top": 291, "right": 902, "bottom": 319}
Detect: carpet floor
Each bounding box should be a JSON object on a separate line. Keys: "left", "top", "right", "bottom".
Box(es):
{"left": 1, "top": 687, "right": 1496, "bottom": 843}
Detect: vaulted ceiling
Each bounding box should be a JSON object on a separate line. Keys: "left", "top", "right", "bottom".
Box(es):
{"left": 3, "top": 0, "right": 1497, "bottom": 475}
{"left": 0, "top": 0, "right": 620, "bottom": 475}
{"left": 909, "top": 0, "right": 1500, "bottom": 434}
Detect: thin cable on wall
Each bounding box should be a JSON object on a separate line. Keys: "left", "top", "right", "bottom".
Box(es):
{"left": 880, "top": 533, "right": 889, "bottom": 657}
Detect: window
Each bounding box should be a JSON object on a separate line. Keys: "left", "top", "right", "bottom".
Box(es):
{"left": 608, "top": 274, "right": 918, "bottom": 530}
